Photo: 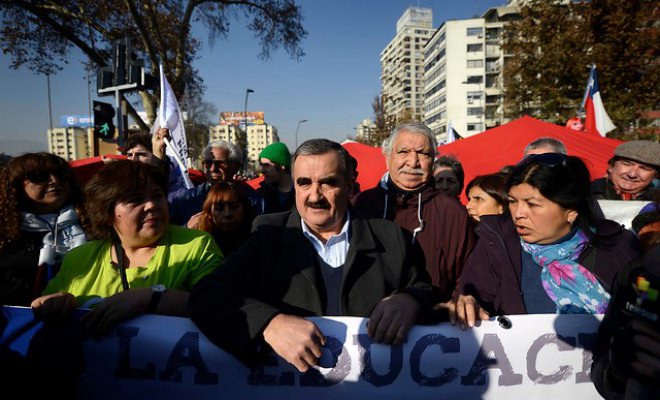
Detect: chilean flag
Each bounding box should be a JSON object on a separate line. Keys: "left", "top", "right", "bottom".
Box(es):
{"left": 581, "top": 65, "right": 616, "bottom": 137}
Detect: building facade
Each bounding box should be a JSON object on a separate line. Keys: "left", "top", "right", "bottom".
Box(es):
{"left": 380, "top": 7, "right": 433, "bottom": 124}
{"left": 355, "top": 118, "right": 377, "bottom": 143}
{"left": 47, "top": 127, "right": 94, "bottom": 161}
{"left": 423, "top": 4, "right": 519, "bottom": 143}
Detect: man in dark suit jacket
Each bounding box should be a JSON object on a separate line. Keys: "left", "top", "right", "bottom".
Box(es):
{"left": 190, "top": 139, "right": 435, "bottom": 372}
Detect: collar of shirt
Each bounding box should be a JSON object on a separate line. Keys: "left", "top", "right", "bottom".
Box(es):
{"left": 301, "top": 211, "right": 351, "bottom": 268}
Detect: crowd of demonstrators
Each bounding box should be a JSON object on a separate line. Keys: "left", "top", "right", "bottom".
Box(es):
{"left": 31, "top": 160, "right": 223, "bottom": 336}
{"left": 190, "top": 138, "right": 436, "bottom": 372}
{"left": 592, "top": 140, "right": 660, "bottom": 201}
{"left": 453, "top": 153, "right": 641, "bottom": 328}
{"left": 432, "top": 154, "right": 464, "bottom": 199}
{"left": 257, "top": 142, "right": 295, "bottom": 214}
{"left": 2, "top": 121, "right": 659, "bottom": 395}
{"left": 0, "top": 153, "right": 87, "bottom": 306}
{"left": 352, "top": 122, "right": 476, "bottom": 314}
{"left": 169, "top": 140, "right": 262, "bottom": 226}
{"left": 465, "top": 173, "right": 507, "bottom": 223}
{"left": 188, "top": 181, "right": 256, "bottom": 257}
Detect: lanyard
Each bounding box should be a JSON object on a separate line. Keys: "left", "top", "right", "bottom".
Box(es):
{"left": 114, "top": 242, "right": 130, "bottom": 291}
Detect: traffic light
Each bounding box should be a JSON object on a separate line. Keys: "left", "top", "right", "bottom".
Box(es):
{"left": 93, "top": 101, "right": 116, "bottom": 140}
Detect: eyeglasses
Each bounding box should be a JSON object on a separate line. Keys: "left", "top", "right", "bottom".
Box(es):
{"left": 25, "top": 169, "right": 69, "bottom": 184}
{"left": 517, "top": 152, "right": 567, "bottom": 168}
{"left": 203, "top": 159, "right": 229, "bottom": 169}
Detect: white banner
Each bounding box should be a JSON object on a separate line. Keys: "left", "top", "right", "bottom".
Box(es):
{"left": 0, "top": 307, "right": 604, "bottom": 399}
{"left": 597, "top": 199, "right": 650, "bottom": 230}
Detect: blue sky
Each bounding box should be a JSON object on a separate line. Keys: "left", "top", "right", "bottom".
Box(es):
{"left": 0, "top": 0, "right": 505, "bottom": 154}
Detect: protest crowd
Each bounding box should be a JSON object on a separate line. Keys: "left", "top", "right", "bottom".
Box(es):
{"left": 0, "top": 122, "right": 659, "bottom": 399}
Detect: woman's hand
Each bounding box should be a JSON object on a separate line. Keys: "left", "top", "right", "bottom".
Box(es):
{"left": 186, "top": 212, "right": 204, "bottom": 229}
{"left": 439, "top": 294, "right": 489, "bottom": 330}
{"left": 81, "top": 288, "right": 151, "bottom": 338}
{"left": 31, "top": 292, "right": 77, "bottom": 322}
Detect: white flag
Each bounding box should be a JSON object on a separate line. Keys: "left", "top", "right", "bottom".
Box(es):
{"left": 445, "top": 121, "right": 456, "bottom": 144}
{"left": 152, "top": 64, "right": 193, "bottom": 189}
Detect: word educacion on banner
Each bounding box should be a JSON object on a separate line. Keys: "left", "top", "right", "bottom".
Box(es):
{"left": 111, "top": 322, "right": 595, "bottom": 387}
{"left": 1, "top": 307, "right": 604, "bottom": 399}
{"left": 85, "top": 315, "right": 602, "bottom": 399}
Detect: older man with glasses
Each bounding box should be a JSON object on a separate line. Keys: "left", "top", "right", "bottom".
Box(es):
{"left": 168, "top": 140, "right": 263, "bottom": 226}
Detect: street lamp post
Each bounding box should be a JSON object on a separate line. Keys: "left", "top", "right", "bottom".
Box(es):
{"left": 243, "top": 88, "right": 254, "bottom": 170}
{"left": 294, "top": 119, "right": 308, "bottom": 149}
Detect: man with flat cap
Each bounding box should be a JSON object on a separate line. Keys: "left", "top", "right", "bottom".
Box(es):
{"left": 591, "top": 140, "right": 660, "bottom": 201}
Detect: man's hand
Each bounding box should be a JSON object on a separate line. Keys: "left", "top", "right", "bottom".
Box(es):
{"left": 262, "top": 314, "right": 326, "bottom": 373}
{"left": 31, "top": 292, "right": 77, "bottom": 322}
{"left": 152, "top": 128, "right": 169, "bottom": 160}
{"left": 446, "top": 294, "right": 489, "bottom": 330}
{"left": 368, "top": 293, "right": 420, "bottom": 345}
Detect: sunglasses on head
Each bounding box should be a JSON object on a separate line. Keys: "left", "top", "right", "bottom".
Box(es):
{"left": 25, "top": 169, "right": 68, "bottom": 184}
{"left": 517, "top": 152, "right": 567, "bottom": 168}
{"left": 203, "top": 159, "right": 229, "bottom": 168}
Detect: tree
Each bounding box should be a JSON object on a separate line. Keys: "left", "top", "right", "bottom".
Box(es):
{"left": 502, "top": 0, "right": 659, "bottom": 138}
{"left": 180, "top": 83, "right": 218, "bottom": 163}
{"left": 1, "top": 0, "right": 307, "bottom": 130}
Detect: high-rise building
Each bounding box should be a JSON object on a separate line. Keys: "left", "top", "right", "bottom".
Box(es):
{"left": 423, "top": 3, "right": 520, "bottom": 143}
{"left": 380, "top": 7, "right": 433, "bottom": 124}
{"left": 48, "top": 127, "right": 94, "bottom": 161}
{"left": 354, "top": 118, "right": 377, "bottom": 143}
{"left": 246, "top": 124, "right": 279, "bottom": 170}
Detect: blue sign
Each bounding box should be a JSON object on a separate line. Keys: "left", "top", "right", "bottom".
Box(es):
{"left": 60, "top": 115, "right": 94, "bottom": 128}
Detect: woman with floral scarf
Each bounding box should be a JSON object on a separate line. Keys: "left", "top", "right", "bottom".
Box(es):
{"left": 450, "top": 153, "right": 641, "bottom": 328}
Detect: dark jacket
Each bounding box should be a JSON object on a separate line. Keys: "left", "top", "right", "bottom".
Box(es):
{"left": 0, "top": 232, "right": 49, "bottom": 306}
{"left": 591, "top": 245, "right": 660, "bottom": 399}
{"left": 459, "top": 214, "right": 641, "bottom": 316}
{"left": 189, "top": 207, "right": 435, "bottom": 365}
{"left": 352, "top": 179, "right": 476, "bottom": 301}
{"left": 256, "top": 180, "right": 295, "bottom": 215}
{"left": 591, "top": 177, "right": 656, "bottom": 201}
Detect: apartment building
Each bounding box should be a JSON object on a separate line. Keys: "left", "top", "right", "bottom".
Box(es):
{"left": 423, "top": 3, "right": 519, "bottom": 143}
{"left": 47, "top": 127, "right": 94, "bottom": 161}
{"left": 380, "top": 7, "right": 434, "bottom": 123}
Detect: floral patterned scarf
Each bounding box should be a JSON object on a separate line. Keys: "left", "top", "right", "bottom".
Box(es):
{"left": 520, "top": 229, "right": 610, "bottom": 314}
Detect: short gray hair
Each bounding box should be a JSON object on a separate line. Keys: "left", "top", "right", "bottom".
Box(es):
{"left": 202, "top": 140, "right": 243, "bottom": 164}
{"left": 524, "top": 137, "right": 567, "bottom": 155}
{"left": 382, "top": 122, "right": 438, "bottom": 158}
{"left": 292, "top": 139, "right": 351, "bottom": 181}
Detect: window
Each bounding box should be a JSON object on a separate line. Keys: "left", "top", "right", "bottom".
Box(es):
{"left": 467, "top": 91, "right": 482, "bottom": 103}
{"left": 467, "top": 44, "right": 483, "bottom": 53}
{"left": 467, "top": 27, "right": 483, "bottom": 36}
{"left": 466, "top": 75, "right": 483, "bottom": 84}
{"left": 468, "top": 123, "right": 484, "bottom": 131}
{"left": 467, "top": 107, "right": 482, "bottom": 116}
{"left": 467, "top": 60, "right": 483, "bottom": 68}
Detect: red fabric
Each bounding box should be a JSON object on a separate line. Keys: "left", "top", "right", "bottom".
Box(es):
{"left": 245, "top": 141, "right": 388, "bottom": 191}
{"left": 68, "top": 154, "right": 126, "bottom": 186}
{"left": 439, "top": 116, "right": 622, "bottom": 203}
